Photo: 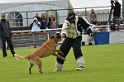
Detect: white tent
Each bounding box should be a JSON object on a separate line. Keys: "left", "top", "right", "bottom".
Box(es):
{"left": 0, "top": 0, "right": 73, "bottom": 27}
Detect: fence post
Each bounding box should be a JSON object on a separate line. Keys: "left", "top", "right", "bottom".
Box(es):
{"left": 122, "top": 0, "right": 124, "bottom": 26}
{"left": 85, "top": 8, "right": 87, "bottom": 16}
{"left": 26, "top": 12, "right": 28, "bottom": 27}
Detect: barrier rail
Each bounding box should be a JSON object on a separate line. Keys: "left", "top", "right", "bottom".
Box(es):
{"left": 0, "top": 28, "right": 62, "bottom": 49}
{"left": 0, "top": 25, "right": 124, "bottom": 49}
{"left": 12, "top": 28, "right": 62, "bottom": 39}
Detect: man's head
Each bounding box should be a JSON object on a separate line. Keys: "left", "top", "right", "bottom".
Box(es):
{"left": 1, "top": 13, "right": 5, "bottom": 19}
{"left": 114, "top": 0, "right": 118, "bottom": 2}
{"left": 35, "top": 13, "right": 39, "bottom": 17}
{"left": 66, "top": 12, "right": 76, "bottom": 23}
{"left": 33, "top": 18, "right": 38, "bottom": 23}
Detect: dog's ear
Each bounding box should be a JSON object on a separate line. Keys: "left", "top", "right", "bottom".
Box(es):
{"left": 50, "top": 36, "right": 55, "bottom": 39}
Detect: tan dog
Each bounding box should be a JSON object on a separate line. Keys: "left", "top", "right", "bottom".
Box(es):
{"left": 14, "top": 33, "right": 66, "bottom": 74}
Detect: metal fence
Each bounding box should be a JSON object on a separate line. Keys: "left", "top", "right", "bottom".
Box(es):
{"left": 0, "top": 28, "right": 62, "bottom": 49}
{"left": 1, "top": 6, "right": 123, "bottom": 28}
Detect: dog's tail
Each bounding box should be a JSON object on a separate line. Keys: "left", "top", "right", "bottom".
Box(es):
{"left": 14, "top": 54, "right": 25, "bottom": 60}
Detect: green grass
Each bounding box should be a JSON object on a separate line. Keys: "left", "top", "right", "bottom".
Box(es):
{"left": 0, "top": 43, "right": 124, "bottom": 82}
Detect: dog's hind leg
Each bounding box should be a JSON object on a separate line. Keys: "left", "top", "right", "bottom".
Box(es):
{"left": 32, "top": 57, "right": 43, "bottom": 74}
{"left": 28, "top": 60, "right": 35, "bottom": 74}
{"left": 29, "top": 63, "right": 34, "bottom": 74}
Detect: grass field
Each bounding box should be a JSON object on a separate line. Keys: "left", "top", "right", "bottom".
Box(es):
{"left": 0, "top": 43, "right": 124, "bottom": 82}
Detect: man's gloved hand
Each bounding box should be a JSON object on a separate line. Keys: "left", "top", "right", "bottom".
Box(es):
{"left": 89, "top": 33, "right": 94, "bottom": 37}
{"left": 61, "top": 33, "right": 66, "bottom": 38}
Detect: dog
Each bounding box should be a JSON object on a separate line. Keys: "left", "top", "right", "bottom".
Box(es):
{"left": 14, "top": 32, "right": 66, "bottom": 74}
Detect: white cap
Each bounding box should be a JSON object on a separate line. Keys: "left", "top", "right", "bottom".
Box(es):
{"left": 33, "top": 18, "right": 38, "bottom": 21}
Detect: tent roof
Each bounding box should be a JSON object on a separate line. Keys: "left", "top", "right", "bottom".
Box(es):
{"left": 0, "top": 0, "right": 73, "bottom": 11}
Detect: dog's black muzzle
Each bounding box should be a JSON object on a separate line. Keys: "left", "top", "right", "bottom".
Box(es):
{"left": 56, "top": 32, "right": 61, "bottom": 40}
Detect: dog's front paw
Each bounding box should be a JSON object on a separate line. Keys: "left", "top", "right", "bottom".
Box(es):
{"left": 62, "top": 58, "right": 66, "bottom": 61}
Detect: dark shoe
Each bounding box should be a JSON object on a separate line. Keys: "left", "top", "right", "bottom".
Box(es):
{"left": 89, "top": 43, "right": 92, "bottom": 45}
{"left": 34, "top": 47, "right": 36, "bottom": 48}
{"left": 3, "top": 56, "right": 7, "bottom": 58}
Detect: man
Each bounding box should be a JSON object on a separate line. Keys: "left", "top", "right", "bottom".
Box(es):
{"left": 0, "top": 13, "right": 16, "bottom": 57}
{"left": 113, "top": 0, "right": 121, "bottom": 28}
{"left": 54, "top": 12, "right": 93, "bottom": 71}
{"left": 30, "top": 18, "right": 41, "bottom": 48}
{"left": 34, "top": 13, "right": 41, "bottom": 22}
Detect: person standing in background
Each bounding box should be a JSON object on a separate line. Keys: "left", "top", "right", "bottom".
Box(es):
{"left": 112, "top": 0, "right": 121, "bottom": 29}
{"left": 0, "top": 13, "right": 16, "bottom": 57}
{"left": 50, "top": 21, "right": 58, "bottom": 29}
{"left": 90, "top": 9, "right": 101, "bottom": 25}
{"left": 30, "top": 18, "right": 41, "bottom": 48}
{"left": 47, "top": 14, "right": 55, "bottom": 29}
{"left": 40, "top": 13, "right": 47, "bottom": 29}
{"left": 113, "top": 0, "right": 121, "bottom": 20}
{"left": 34, "top": 13, "right": 41, "bottom": 22}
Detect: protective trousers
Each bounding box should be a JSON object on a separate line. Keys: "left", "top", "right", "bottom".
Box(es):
{"left": 55, "top": 36, "right": 84, "bottom": 69}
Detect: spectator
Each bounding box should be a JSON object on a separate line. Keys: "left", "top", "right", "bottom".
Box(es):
{"left": 90, "top": 9, "right": 101, "bottom": 25}
{"left": 112, "top": 0, "right": 121, "bottom": 29}
{"left": 47, "top": 14, "right": 55, "bottom": 29}
{"left": 34, "top": 13, "right": 41, "bottom": 22}
{"left": 113, "top": 0, "right": 121, "bottom": 20}
{"left": 0, "top": 13, "right": 16, "bottom": 57}
{"left": 30, "top": 18, "right": 41, "bottom": 48}
{"left": 54, "top": 12, "right": 93, "bottom": 71}
{"left": 40, "top": 13, "right": 47, "bottom": 29}
{"left": 49, "top": 21, "right": 58, "bottom": 37}
{"left": 50, "top": 21, "right": 58, "bottom": 29}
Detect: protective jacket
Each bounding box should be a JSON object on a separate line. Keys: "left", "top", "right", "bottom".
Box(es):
{"left": 61, "top": 16, "right": 93, "bottom": 39}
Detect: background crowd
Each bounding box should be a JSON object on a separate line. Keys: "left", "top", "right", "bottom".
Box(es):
{"left": 32, "top": 12, "right": 57, "bottom": 29}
